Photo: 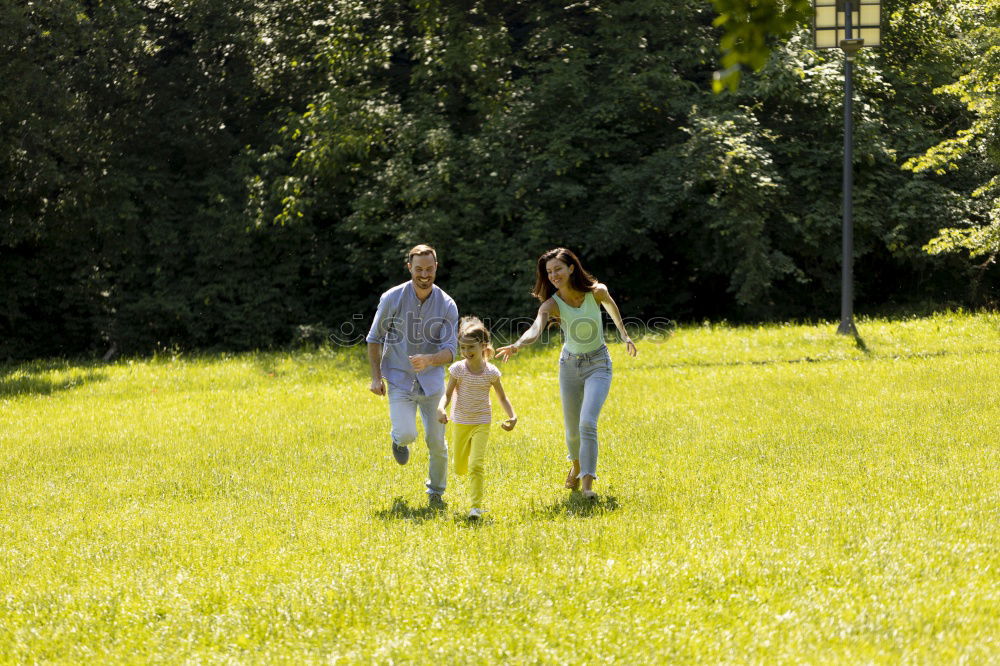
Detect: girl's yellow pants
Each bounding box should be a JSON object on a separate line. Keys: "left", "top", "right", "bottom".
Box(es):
{"left": 451, "top": 423, "right": 490, "bottom": 509}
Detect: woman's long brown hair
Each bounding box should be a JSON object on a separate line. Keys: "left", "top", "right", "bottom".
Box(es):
{"left": 531, "top": 247, "right": 597, "bottom": 302}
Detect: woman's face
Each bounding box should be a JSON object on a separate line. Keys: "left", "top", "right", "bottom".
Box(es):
{"left": 546, "top": 258, "right": 574, "bottom": 290}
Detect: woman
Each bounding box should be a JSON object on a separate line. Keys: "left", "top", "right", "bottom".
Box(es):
{"left": 496, "top": 248, "right": 637, "bottom": 499}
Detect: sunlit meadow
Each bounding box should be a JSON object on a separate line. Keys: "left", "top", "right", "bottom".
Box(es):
{"left": 2, "top": 312, "right": 999, "bottom": 663}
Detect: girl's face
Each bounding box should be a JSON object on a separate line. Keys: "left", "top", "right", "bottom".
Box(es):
{"left": 546, "top": 258, "right": 574, "bottom": 290}
{"left": 459, "top": 337, "right": 486, "bottom": 362}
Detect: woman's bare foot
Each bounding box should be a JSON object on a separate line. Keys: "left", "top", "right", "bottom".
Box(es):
{"left": 565, "top": 461, "right": 581, "bottom": 489}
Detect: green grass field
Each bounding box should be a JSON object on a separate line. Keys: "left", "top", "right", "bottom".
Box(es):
{"left": 2, "top": 312, "right": 999, "bottom": 663}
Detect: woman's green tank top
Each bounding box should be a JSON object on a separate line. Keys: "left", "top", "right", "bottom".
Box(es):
{"left": 553, "top": 291, "right": 605, "bottom": 354}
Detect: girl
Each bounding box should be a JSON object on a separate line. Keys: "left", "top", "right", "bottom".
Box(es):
{"left": 496, "top": 248, "right": 637, "bottom": 500}
{"left": 437, "top": 316, "right": 517, "bottom": 519}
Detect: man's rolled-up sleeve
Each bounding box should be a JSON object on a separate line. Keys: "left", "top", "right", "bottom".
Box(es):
{"left": 366, "top": 292, "right": 392, "bottom": 344}
{"left": 440, "top": 300, "right": 459, "bottom": 360}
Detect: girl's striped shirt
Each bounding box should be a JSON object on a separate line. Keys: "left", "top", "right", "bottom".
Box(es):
{"left": 448, "top": 360, "right": 501, "bottom": 425}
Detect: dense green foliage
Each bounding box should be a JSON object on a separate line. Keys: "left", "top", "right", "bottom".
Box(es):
{"left": 902, "top": 0, "right": 1000, "bottom": 267}
{"left": 709, "top": 0, "right": 810, "bottom": 90}
{"left": 1, "top": 1, "right": 330, "bottom": 358}
{"left": 1, "top": 0, "right": 996, "bottom": 360}
{"left": 711, "top": 0, "right": 1000, "bottom": 263}
{"left": 3, "top": 313, "right": 1000, "bottom": 660}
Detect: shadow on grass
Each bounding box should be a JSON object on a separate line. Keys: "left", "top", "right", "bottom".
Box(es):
{"left": 250, "top": 353, "right": 286, "bottom": 379}
{"left": 374, "top": 496, "right": 447, "bottom": 523}
{"left": 633, "top": 346, "right": 1000, "bottom": 372}
{"left": 452, "top": 513, "right": 494, "bottom": 528}
{"left": 0, "top": 368, "right": 106, "bottom": 398}
{"left": 852, "top": 332, "right": 870, "bottom": 353}
{"left": 530, "top": 492, "right": 620, "bottom": 519}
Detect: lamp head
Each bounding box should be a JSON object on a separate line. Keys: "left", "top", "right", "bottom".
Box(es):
{"left": 840, "top": 38, "right": 865, "bottom": 58}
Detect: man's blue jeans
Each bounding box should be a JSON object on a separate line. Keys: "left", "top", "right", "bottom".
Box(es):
{"left": 387, "top": 383, "right": 448, "bottom": 495}
{"left": 558, "top": 345, "right": 612, "bottom": 480}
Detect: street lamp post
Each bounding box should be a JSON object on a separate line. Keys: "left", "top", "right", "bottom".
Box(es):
{"left": 813, "top": 0, "right": 881, "bottom": 335}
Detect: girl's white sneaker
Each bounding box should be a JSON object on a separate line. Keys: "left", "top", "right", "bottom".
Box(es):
{"left": 468, "top": 508, "right": 483, "bottom": 520}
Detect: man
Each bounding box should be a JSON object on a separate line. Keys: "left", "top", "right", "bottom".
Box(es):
{"left": 366, "top": 244, "right": 458, "bottom": 505}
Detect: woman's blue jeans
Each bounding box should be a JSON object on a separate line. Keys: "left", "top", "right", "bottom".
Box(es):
{"left": 558, "top": 345, "right": 612, "bottom": 480}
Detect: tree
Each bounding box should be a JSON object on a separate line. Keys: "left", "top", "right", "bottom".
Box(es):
{"left": 266, "top": 0, "right": 981, "bottom": 322}
{"left": 0, "top": 0, "right": 343, "bottom": 358}
{"left": 902, "top": 0, "right": 1000, "bottom": 272}
{"left": 0, "top": 1, "right": 140, "bottom": 358}
{"left": 709, "top": 0, "right": 811, "bottom": 91}
{"left": 1, "top": 0, "right": 993, "bottom": 360}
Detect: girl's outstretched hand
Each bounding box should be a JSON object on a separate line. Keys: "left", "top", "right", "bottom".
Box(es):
{"left": 501, "top": 416, "right": 518, "bottom": 431}
{"left": 495, "top": 345, "right": 519, "bottom": 362}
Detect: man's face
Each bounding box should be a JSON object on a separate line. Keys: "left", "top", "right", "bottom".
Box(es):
{"left": 408, "top": 253, "right": 437, "bottom": 291}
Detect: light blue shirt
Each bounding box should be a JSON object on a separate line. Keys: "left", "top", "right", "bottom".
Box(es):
{"left": 366, "top": 282, "right": 458, "bottom": 395}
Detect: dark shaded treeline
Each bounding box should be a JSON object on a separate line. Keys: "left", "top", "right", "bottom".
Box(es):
{"left": 1, "top": 0, "right": 994, "bottom": 360}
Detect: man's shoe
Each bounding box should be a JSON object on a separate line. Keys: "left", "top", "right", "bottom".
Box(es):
{"left": 468, "top": 508, "right": 483, "bottom": 520}
{"left": 391, "top": 442, "right": 409, "bottom": 465}
{"left": 428, "top": 493, "right": 445, "bottom": 508}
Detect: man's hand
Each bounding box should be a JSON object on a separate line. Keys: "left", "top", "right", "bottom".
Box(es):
{"left": 369, "top": 377, "right": 386, "bottom": 396}
{"left": 409, "top": 354, "right": 433, "bottom": 373}
{"left": 437, "top": 407, "right": 449, "bottom": 424}
{"left": 501, "top": 416, "right": 518, "bottom": 431}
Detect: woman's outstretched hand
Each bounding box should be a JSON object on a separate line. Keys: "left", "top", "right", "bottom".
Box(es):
{"left": 625, "top": 338, "right": 638, "bottom": 357}
{"left": 495, "top": 345, "right": 519, "bottom": 362}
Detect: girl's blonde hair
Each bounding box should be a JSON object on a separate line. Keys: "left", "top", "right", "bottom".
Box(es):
{"left": 458, "top": 316, "right": 494, "bottom": 359}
